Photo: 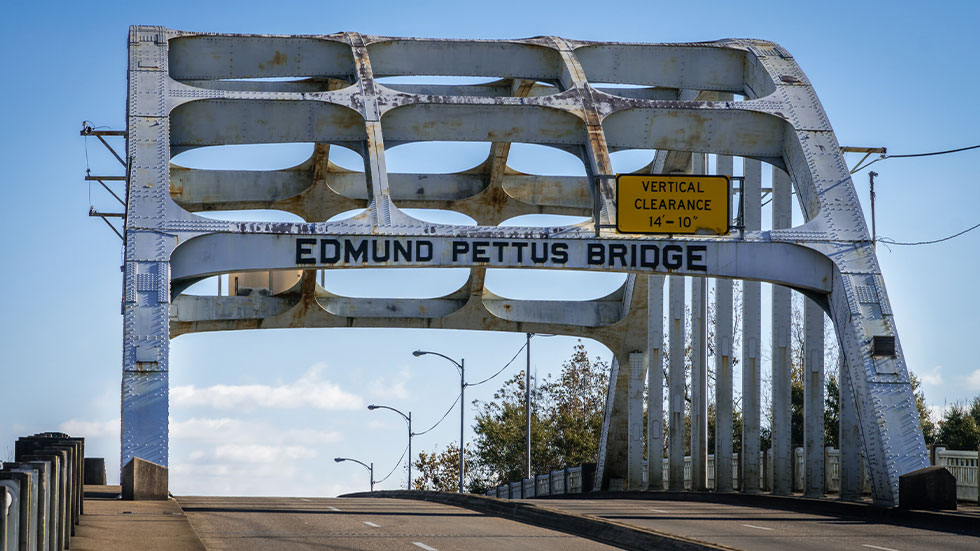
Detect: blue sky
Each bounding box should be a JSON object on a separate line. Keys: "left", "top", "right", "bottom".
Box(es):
{"left": 1, "top": 1, "right": 978, "bottom": 495}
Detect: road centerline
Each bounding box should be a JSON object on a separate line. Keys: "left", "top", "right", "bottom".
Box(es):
{"left": 363, "top": 521, "right": 381, "bottom": 527}
{"left": 861, "top": 545, "right": 900, "bottom": 551}
{"left": 412, "top": 543, "right": 438, "bottom": 551}
{"left": 741, "top": 524, "right": 775, "bottom": 531}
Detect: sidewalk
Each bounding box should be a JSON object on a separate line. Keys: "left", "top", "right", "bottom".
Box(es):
{"left": 70, "top": 485, "right": 206, "bottom": 551}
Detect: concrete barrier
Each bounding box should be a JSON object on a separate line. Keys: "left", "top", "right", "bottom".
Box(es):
{"left": 83, "top": 459, "right": 106, "bottom": 486}
{"left": 899, "top": 466, "right": 957, "bottom": 510}
{"left": 122, "top": 458, "right": 168, "bottom": 501}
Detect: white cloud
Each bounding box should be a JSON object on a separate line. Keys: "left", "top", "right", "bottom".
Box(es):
{"left": 59, "top": 418, "right": 119, "bottom": 438}
{"left": 189, "top": 444, "right": 317, "bottom": 464}
{"left": 368, "top": 367, "right": 412, "bottom": 400}
{"left": 919, "top": 365, "right": 944, "bottom": 386}
{"left": 172, "top": 417, "right": 342, "bottom": 445}
{"left": 172, "top": 363, "right": 363, "bottom": 411}
{"left": 965, "top": 369, "right": 980, "bottom": 390}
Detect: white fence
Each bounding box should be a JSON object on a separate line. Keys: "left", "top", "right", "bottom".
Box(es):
{"left": 935, "top": 448, "right": 978, "bottom": 502}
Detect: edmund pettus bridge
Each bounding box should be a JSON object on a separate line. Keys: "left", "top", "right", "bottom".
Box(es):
{"left": 46, "top": 26, "right": 980, "bottom": 551}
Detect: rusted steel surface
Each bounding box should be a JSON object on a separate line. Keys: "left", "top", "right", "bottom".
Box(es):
{"left": 120, "top": 28, "right": 926, "bottom": 505}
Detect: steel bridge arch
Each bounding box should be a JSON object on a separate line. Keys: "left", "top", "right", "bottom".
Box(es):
{"left": 120, "top": 26, "right": 927, "bottom": 506}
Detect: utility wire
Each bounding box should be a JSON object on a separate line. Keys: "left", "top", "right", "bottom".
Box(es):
{"left": 851, "top": 143, "right": 980, "bottom": 173}
{"left": 467, "top": 341, "right": 528, "bottom": 387}
{"left": 878, "top": 220, "right": 980, "bottom": 246}
{"left": 375, "top": 442, "right": 410, "bottom": 484}
{"left": 412, "top": 392, "right": 461, "bottom": 436}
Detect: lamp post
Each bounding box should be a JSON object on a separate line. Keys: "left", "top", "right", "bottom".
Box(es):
{"left": 334, "top": 457, "right": 374, "bottom": 492}
{"left": 367, "top": 404, "right": 413, "bottom": 489}
{"left": 413, "top": 349, "right": 465, "bottom": 493}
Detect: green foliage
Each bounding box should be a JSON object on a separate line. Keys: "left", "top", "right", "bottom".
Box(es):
{"left": 472, "top": 341, "right": 608, "bottom": 486}
{"left": 411, "top": 341, "right": 608, "bottom": 492}
{"left": 936, "top": 405, "right": 980, "bottom": 450}
{"left": 411, "top": 443, "right": 489, "bottom": 493}
{"left": 910, "top": 373, "right": 936, "bottom": 446}
{"left": 824, "top": 374, "right": 840, "bottom": 449}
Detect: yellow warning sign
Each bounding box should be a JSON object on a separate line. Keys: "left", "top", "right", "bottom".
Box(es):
{"left": 616, "top": 174, "right": 730, "bottom": 235}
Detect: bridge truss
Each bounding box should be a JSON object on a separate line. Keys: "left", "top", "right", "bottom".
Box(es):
{"left": 120, "top": 26, "right": 927, "bottom": 506}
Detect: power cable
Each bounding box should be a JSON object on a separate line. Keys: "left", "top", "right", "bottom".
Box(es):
{"left": 412, "top": 392, "right": 461, "bottom": 436}
{"left": 467, "top": 341, "right": 528, "bottom": 387}
{"left": 851, "top": 143, "right": 980, "bottom": 173}
{"left": 878, "top": 220, "right": 980, "bottom": 246}
{"left": 374, "top": 442, "right": 410, "bottom": 484}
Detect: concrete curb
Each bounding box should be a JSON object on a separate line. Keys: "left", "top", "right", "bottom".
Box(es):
{"left": 343, "top": 490, "right": 737, "bottom": 551}
{"left": 532, "top": 490, "right": 980, "bottom": 536}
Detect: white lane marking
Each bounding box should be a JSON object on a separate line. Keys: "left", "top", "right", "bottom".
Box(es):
{"left": 363, "top": 521, "right": 381, "bottom": 527}
{"left": 327, "top": 506, "right": 340, "bottom": 511}
{"left": 649, "top": 508, "right": 670, "bottom": 513}
{"left": 862, "top": 546, "right": 900, "bottom": 551}
{"left": 301, "top": 498, "right": 311, "bottom": 502}
{"left": 741, "top": 524, "right": 774, "bottom": 531}
{"left": 413, "top": 543, "right": 438, "bottom": 551}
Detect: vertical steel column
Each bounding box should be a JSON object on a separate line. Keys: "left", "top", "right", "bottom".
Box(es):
{"left": 668, "top": 275, "right": 686, "bottom": 491}
{"left": 526, "top": 333, "right": 532, "bottom": 480}
{"left": 804, "top": 300, "right": 825, "bottom": 497}
{"left": 647, "top": 275, "right": 665, "bottom": 491}
{"left": 628, "top": 351, "right": 646, "bottom": 490}
{"left": 771, "top": 167, "right": 793, "bottom": 495}
{"left": 741, "top": 159, "right": 762, "bottom": 493}
{"left": 691, "top": 153, "right": 708, "bottom": 492}
{"left": 122, "top": 28, "right": 174, "bottom": 473}
{"left": 714, "top": 149, "right": 735, "bottom": 493}
{"left": 839, "top": 356, "right": 862, "bottom": 501}
{"left": 691, "top": 272, "right": 708, "bottom": 491}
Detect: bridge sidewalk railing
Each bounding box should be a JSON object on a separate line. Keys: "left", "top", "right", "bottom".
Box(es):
{"left": 485, "top": 447, "right": 980, "bottom": 504}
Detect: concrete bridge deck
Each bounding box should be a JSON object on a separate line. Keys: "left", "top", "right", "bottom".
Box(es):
{"left": 72, "top": 485, "right": 980, "bottom": 550}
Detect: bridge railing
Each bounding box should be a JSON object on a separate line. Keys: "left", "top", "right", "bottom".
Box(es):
{"left": 934, "top": 447, "right": 979, "bottom": 502}
{"left": 485, "top": 447, "right": 979, "bottom": 503}
{"left": 1, "top": 432, "right": 86, "bottom": 551}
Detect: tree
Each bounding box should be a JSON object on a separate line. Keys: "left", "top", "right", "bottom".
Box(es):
{"left": 412, "top": 443, "right": 489, "bottom": 493}
{"left": 471, "top": 341, "right": 608, "bottom": 487}
{"left": 824, "top": 374, "right": 840, "bottom": 449}
{"left": 910, "top": 373, "right": 936, "bottom": 446}
{"left": 936, "top": 404, "right": 980, "bottom": 450}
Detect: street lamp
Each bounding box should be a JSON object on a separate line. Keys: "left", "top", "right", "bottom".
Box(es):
{"left": 368, "top": 404, "right": 413, "bottom": 490}
{"left": 413, "top": 349, "right": 465, "bottom": 493}
{"left": 334, "top": 457, "right": 374, "bottom": 492}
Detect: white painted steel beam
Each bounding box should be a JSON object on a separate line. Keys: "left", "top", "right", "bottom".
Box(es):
{"left": 804, "top": 299, "right": 826, "bottom": 497}
{"left": 668, "top": 276, "right": 685, "bottom": 491}
{"left": 647, "top": 275, "right": 665, "bottom": 491}
{"left": 741, "top": 158, "right": 762, "bottom": 494}
{"left": 771, "top": 167, "right": 793, "bottom": 495}
{"left": 839, "top": 356, "right": 862, "bottom": 501}
{"left": 714, "top": 149, "right": 735, "bottom": 494}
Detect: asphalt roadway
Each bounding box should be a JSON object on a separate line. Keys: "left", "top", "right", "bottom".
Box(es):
{"left": 538, "top": 497, "right": 980, "bottom": 551}
{"left": 176, "top": 496, "right": 620, "bottom": 551}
